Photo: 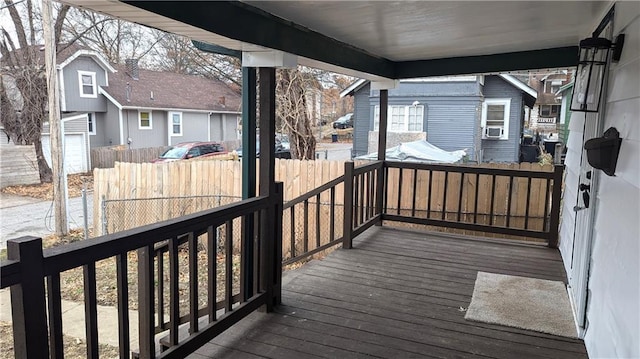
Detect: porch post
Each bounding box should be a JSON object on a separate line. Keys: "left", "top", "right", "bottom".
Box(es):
{"left": 343, "top": 161, "right": 355, "bottom": 249}
{"left": 258, "top": 67, "right": 276, "bottom": 197}
{"left": 258, "top": 67, "right": 277, "bottom": 311}
{"left": 376, "top": 90, "right": 389, "bottom": 225}
{"left": 241, "top": 67, "right": 257, "bottom": 300}
{"left": 7, "top": 237, "right": 49, "bottom": 358}
{"left": 548, "top": 164, "right": 564, "bottom": 248}
{"left": 273, "top": 182, "right": 284, "bottom": 306}
{"left": 242, "top": 67, "right": 257, "bottom": 200}
{"left": 377, "top": 89, "right": 389, "bottom": 161}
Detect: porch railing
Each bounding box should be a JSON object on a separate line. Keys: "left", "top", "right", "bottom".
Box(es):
{"left": 0, "top": 184, "right": 283, "bottom": 359}
{"left": 0, "top": 161, "right": 564, "bottom": 358}
{"left": 382, "top": 162, "right": 563, "bottom": 246}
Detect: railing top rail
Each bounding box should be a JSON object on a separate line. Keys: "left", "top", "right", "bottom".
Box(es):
{"left": 353, "top": 160, "right": 383, "bottom": 175}
{"left": 385, "top": 161, "right": 560, "bottom": 179}
{"left": 103, "top": 194, "right": 241, "bottom": 203}
{"left": 37, "top": 196, "right": 269, "bottom": 277}
{"left": 284, "top": 175, "right": 345, "bottom": 209}
{"left": 0, "top": 260, "right": 21, "bottom": 288}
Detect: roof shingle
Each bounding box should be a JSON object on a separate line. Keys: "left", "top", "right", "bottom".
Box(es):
{"left": 102, "top": 64, "right": 240, "bottom": 112}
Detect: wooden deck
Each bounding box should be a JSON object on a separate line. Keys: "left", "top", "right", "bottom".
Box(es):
{"left": 188, "top": 226, "right": 587, "bottom": 359}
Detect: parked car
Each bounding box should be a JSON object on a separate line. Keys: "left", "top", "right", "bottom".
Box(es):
{"left": 236, "top": 140, "right": 292, "bottom": 159}
{"left": 152, "top": 141, "right": 226, "bottom": 163}
{"left": 332, "top": 113, "right": 353, "bottom": 129}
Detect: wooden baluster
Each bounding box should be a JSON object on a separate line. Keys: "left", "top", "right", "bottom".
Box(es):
{"left": 188, "top": 232, "right": 199, "bottom": 333}
{"left": 116, "top": 253, "right": 130, "bottom": 358}
{"left": 84, "top": 263, "right": 98, "bottom": 359}
{"left": 47, "top": 273, "right": 64, "bottom": 359}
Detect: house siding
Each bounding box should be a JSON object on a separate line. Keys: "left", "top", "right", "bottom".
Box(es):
{"left": 171, "top": 112, "right": 209, "bottom": 145}
{"left": 223, "top": 114, "right": 239, "bottom": 141}
{"left": 424, "top": 101, "right": 480, "bottom": 161}
{"left": 209, "top": 113, "right": 223, "bottom": 141}
{"left": 123, "top": 109, "right": 167, "bottom": 149}
{"left": 481, "top": 76, "right": 523, "bottom": 162}
{"left": 355, "top": 80, "right": 483, "bottom": 159}
{"left": 353, "top": 83, "right": 371, "bottom": 157}
{"left": 61, "top": 57, "right": 107, "bottom": 112}
{"left": 580, "top": 4, "right": 639, "bottom": 358}
{"left": 96, "top": 101, "right": 122, "bottom": 148}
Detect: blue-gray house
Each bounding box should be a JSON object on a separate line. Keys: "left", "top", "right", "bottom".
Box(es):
{"left": 341, "top": 75, "right": 537, "bottom": 162}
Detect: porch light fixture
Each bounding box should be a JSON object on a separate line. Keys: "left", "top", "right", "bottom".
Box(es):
{"left": 571, "top": 34, "right": 625, "bottom": 112}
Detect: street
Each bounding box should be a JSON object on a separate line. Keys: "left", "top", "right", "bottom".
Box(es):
{"left": 0, "top": 193, "right": 93, "bottom": 249}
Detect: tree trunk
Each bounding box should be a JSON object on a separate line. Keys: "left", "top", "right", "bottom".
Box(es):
{"left": 276, "top": 69, "right": 316, "bottom": 160}
{"left": 43, "top": 0, "right": 68, "bottom": 236}
{"left": 33, "top": 132, "right": 53, "bottom": 183}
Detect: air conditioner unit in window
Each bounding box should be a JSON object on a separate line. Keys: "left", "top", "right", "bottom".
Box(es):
{"left": 485, "top": 126, "right": 503, "bottom": 139}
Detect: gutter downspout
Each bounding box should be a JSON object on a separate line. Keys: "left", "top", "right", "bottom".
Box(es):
{"left": 208, "top": 112, "right": 213, "bottom": 141}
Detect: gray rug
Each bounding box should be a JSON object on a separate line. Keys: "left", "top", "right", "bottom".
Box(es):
{"left": 465, "top": 272, "right": 578, "bottom": 338}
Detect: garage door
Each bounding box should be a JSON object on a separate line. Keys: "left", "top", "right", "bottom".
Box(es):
{"left": 41, "top": 133, "right": 88, "bottom": 174}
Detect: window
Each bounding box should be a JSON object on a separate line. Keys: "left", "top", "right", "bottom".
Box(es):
{"left": 139, "top": 110, "right": 152, "bottom": 129}
{"left": 374, "top": 105, "right": 424, "bottom": 132}
{"left": 481, "top": 99, "right": 510, "bottom": 140}
{"left": 540, "top": 105, "right": 560, "bottom": 117}
{"left": 544, "top": 80, "right": 563, "bottom": 94}
{"left": 78, "top": 71, "right": 97, "bottom": 98}
{"left": 87, "top": 113, "right": 95, "bottom": 135}
{"left": 169, "top": 112, "right": 182, "bottom": 136}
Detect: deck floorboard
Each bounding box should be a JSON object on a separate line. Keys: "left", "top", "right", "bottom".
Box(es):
{"left": 190, "top": 227, "right": 587, "bottom": 359}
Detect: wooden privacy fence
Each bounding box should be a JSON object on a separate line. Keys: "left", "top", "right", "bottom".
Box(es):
{"left": 93, "top": 159, "right": 346, "bottom": 260}
{"left": 383, "top": 161, "right": 562, "bottom": 245}
{"left": 91, "top": 146, "right": 170, "bottom": 169}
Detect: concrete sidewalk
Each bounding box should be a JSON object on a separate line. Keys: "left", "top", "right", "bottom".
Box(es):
{"left": 0, "top": 288, "right": 139, "bottom": 349}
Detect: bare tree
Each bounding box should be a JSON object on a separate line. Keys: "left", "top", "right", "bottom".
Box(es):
{"left": 0, "top": 0, "right": 70, "bottom": 182}
{"left": 150, "top": 33, "right": 242, "bottom": 90}
{"left": 276, "top": 69, "right": 318, "bottom": 160}
{"left": 63, "top": 9, "right": 163, "bottom": 65}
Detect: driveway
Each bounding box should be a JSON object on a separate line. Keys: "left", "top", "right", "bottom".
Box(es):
{"left": 316, "top": 142, "right": 353, "bottom": 161}
{"left": 0, "top": 192, "right": 93, "bottom": 249}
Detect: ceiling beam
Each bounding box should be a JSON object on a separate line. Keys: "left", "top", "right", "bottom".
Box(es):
{"left": 192, "top": 40, "right": 241, "bottom": 58}
{"left": 396, "top": 47, "right": 579, "bottom": 78}
{"left": 124, "top": 1, "right": 396, "bottom": 78}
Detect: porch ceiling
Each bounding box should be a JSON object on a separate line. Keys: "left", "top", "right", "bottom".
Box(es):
{"left": 61, "top": 1, "right": 611, "bottom": 80}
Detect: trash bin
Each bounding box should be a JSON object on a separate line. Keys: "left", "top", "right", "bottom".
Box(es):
{"left": 544, "top": 140, "right": 560, "bottom": 157}
{"left": 331, "top": 134, "right": 338, "bottom": 143}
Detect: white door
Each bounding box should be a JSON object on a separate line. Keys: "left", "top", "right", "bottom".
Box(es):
{"left": 568, "top": 111, "right": 599, "bottom": 329}
{"left": 41, "top": 133, "right": 88, "bottom": 174}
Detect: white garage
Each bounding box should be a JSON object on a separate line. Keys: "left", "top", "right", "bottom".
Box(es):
{"left": 41, "top": 114, "right": 91, "bottom": 174}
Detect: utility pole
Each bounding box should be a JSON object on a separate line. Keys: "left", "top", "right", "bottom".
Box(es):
{"left": 43, "top": 0, "right": 69, "bottom": 236}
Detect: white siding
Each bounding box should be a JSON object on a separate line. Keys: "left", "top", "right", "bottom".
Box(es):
{"left": 572, "top": 3, "right": 640, "bottom": 358}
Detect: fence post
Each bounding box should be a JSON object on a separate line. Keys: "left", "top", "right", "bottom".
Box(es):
{"left": 101, "top": 195, "right": 107, "bottom": 235}
{"left": 7, "top": 236, "right": 49, "bottom": 358}
{"left": 82, "top": 183, "right": 88, "bottom": 239}
{"left": 548, "top": 165, "right": 564, "bottom": 248}
{"left": 343, "top": 161, "right": 355, "bottom": 249}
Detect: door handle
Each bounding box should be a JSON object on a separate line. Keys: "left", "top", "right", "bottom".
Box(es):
{"left": 574, "top": 205, "right": 587, "bottom": 212}
{"left": 579, "top": 183, "right": 590, "bottom": 192}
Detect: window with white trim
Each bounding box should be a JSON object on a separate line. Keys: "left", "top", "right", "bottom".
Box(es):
{"left": 87, "top": 113, "right": 95, "bottom": 135}
{"left": 78, "top": 71, "right": 97, "bottom": 98}
{"left": 139, "top": 110, "right": 152, "bottom": 129}
{"left": 373, "top": 105, "right": 424, "bottom": 132}
{"left": 540, "top": 104, "right": 560, "bottom": 117}
{"left": 481, "top": 99, "right": 510, "bottom": 140}
{"left": 169, "top": 112, "right": 182, "bottom": 136}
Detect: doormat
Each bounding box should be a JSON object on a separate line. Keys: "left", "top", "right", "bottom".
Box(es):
{"left": 465, "top": 272, "right": 578, "bottom": 338}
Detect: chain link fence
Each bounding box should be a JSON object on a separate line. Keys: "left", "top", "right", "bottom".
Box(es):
{"left": 101, "top": 195, "right": 242, "bottom": 235}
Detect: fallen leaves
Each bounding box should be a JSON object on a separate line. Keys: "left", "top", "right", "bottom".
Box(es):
{"left": 1, "top": 173, "right": 93, "bottom": 200}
